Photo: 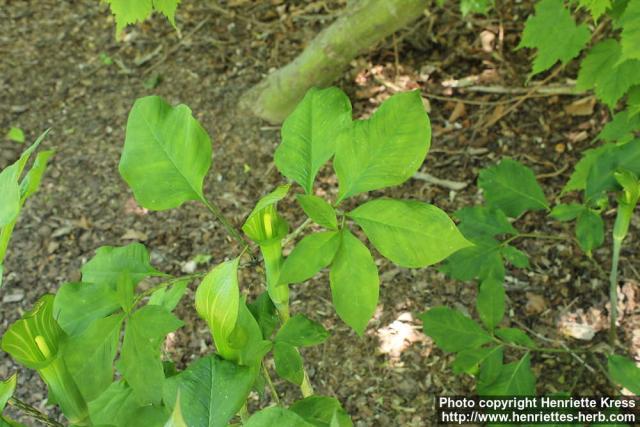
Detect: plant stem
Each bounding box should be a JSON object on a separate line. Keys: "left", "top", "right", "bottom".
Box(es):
{"left": 202, "top": 197, "right": 253, "bottom": 254}
{"left": 609, "top": 235, "right": 623, "bottom": 346}
{"left": 8, "top": 397, "right": 64, "bottom": 427}
{"left": 133, "top": 273, "right": 205, "bottom": 306}
{"left": 262, "top": 363, "right": 281, "bottom": 405}
{"left": 283, "top": 218, "right": 312, "bottom": 246}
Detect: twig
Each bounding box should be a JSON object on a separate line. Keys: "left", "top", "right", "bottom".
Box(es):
{"left": 283, "top": 218, "right": 312, "bottom": 246}
{"left": 262, "top": 363, "right": 281, "bottom": 405}
{"left": 462, "top": 84, "right": 577, "bottom": 95}
{"left": 413, "top": 171, "right": 468, "bottom": 190}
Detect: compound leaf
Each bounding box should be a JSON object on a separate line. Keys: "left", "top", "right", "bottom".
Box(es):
{"left": 576, "top": 39, "right": 640, "bottom": 108}
{"left": 495, "top": 328, "right": 535, "bottom": 348}
{"left": 62, "top": 313, "right": 124, "bottom": 402}
{"left": 163, "top": 355, "right": 256, "bottom": 427}
{"left": 478, "top": 158, "right": 548, "bottom": 217}
{"left": 81, "top": 243, "right": 165, "bottom": 287}
{"left": 279, "top": 231, "right": 341, "bottom": 286}
{"left": 275, "top": 88, "right": 352, "bottom": 194}
{"left": 440, "top": 238, "right": 505, "bottom": 283}
{"left": 476, "top": 278, "right": 504, "bottom": 331}
{"left": 290, "top": 396, "right": 353, "bottom": 427}
{"left": 119, "top": 96, "right": 212, "bottom": 210}
{"left": 329, "top": 229, "right": 379, "bottom": 336}
{"left": 275, "top": 315, "right": 330, "bottom": 347}
{"left": 608, "top": 355, "right": 640, "bottom": 394}
{"left": 518, "top": 0, "right": 590, "bottom": 75}
{"left": 274, "top": 342, "right": 304, "bottom": 385}
{"left": 454, "top": 206, "right": 518, "bottom": 240}
{"left": 54, "top": 282, "right": 121, "bottom": 335}
{"left": 349, "top": 198, "right": 471, "bottom": 268}
{"left": 118, "top": 305, "right": 183, "bottom": 405}
{"left": 334, "top": 91, "right": 431, "bottom": 201}
{"left": 477, "top": 353, "right": 535, "bottom": 396}
{"left": 245, "top": 407, "right": 314, "bottom": 427}
{"left": 420, "top": 307, "right": 492, "bottom": 353}
{"left": 297, "top": 195, "right": 338, "bottom": 229}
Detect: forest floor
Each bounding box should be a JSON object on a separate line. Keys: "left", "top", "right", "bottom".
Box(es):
{"left": 1, "top": 0, "right": 639, "bottom": 426}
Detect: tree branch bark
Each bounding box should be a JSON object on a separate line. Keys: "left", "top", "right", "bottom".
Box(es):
{"left": 240, "top": 0, "right": 428, "bottom": 123}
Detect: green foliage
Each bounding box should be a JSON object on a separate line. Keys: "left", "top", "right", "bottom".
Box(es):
{"left": 460, "top": 0, "right": 493, "bottom": 16}
{"left": 0, "top": 130, "right": 51, "bottom": 287}
{"left": 275, "top": 87, "right": 352, "bottom": 194}
{"left": 297, "top": 195, "right": 338, "bottom": 230}
{"left": 273, "top": 342, "right": 304, "bottom": 385}
{"left": 103, "top": 0, "right": 181, "bottom": 35}
{"left": 608, "top": 355, "right": 640, "bottom": 394}
{"left": 619, "top": 0, "right": 640, "bottom": 60}
{"left": 576, "top": 39, "right": 640, "bottom": 108}
{"left": 290, "top": 396, "right": 353, "bottom": 427}
{"left": 119, "top": 96, "right": 213, "bottom": 211}
{"left": 118, "top": 305, "right": 183, "bottom": 405}
{"left": 478, "top": 158, "right": 549, "bottom": 217}
{"left": 329, "top": 229, "right": 379, "bottom": 336}
{"left": 5, "top": 127, "right": 24, "bottom": 143}
{"left": 577, "top": 0, "right": 612, "bottom": 21}
{"left": 0, "top": 375, "right": 16, "bottom": 413}
{"left": 163, "top": 356, "right": 256, "bottom": 427}
{"left": 420, "top": 307, "right": 493, "bottom": 352}
{"left": 275, "top": 315, "right": 330, "bottom": 347}
{"left": 244, "top": 407, "right": 314, "bottom": 427}
{"left": 518, "top": 0, "right": 590, "bottom": 75}
{"left": 334, "top": 90, "right": 431, "bottom": 201}
{"left": 348, "top": 198, "right": 471, "bottom": 268}
{"left": 82, "top": 242, "right": 165, "bottom": 286}
{"left": 476, "top": 278, "right": 504, "bottom": 331}
{"left": 477, "top": 353, "right": 536, "bottom": 396}
{"left": 279, "top": 231, "right": 341, "bottom": 285}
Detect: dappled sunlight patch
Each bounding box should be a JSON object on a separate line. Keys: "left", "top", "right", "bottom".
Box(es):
{"left": 374, "top": 312, "right": 428, "bottom": 365}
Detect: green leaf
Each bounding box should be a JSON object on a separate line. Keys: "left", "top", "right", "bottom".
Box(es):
{"left": 0, "top": 374, "right": 16, "bottom": 412}
{"left": 578, "top": 0, "right": 612, "bottom": 21}
{"left": 115, "top": 271, "right": 136, "bottom": 313}
{"left": 163, "top": 355, "right": 257, "bottom": 427}
{"left": 88, "top": 381, "right": 168, "bottom": 427}
{"left": 420, "top": 307, "right": 493, "bottom": 353}
{"left": 454, "top": 206, "right": 518, "bottom": 240}
{"left": 517, "top": 0, "right": 590, "bottom": 75}
{"left": 81, "top": 243, "right": 164, "bottom": 287}
{"left": 495, "top": 328, "right": 535, "bottom": 348}
{"left": 334, "top": 90, "right": 431, "bottom": 201}
{"left": 576, "top": 39, "right": 640, "bottom": 108}
{"left": 329, "top": 229, "right": 379, "bottom": 335}
{"left": 452, "top": 345, "right": 503, "bottom": 375}
{"left": 62, "top": 313, "right": 124, "bottom": 401}
{"left": 297, "top": 195, "right": 338, "bottom": 229}
{"left": 119, "top": 96, "right": 212, "bottom": 210}
{"left": 275, "top": 87, "right": 352, "bottom": 194}
{"left": 242, "top": 185, "right": 290, "bottom": 244}
{"left": 20, "top": 150, "right": 53, "bottom": 200}
{"left": 628, "top": 86, "right": 640, "bottom": 117}
{"left": 227, "top": 300, "right": 273, "bottom": 366}
{"left": 477, "top": 353, "right": 535, "bottom": 396}
{"left": 550, "top": 203, "right": 585, "bottom": 221}
{"left": 290, "top": 396, "right": 353, "bottom": 427}
{"left": 563, "top": 144, "right": 613, "bottom": 193}
{"left": 500, "top": 245, "right": 529, "bottom": 268}
{"left": 54, "top": 282, "right": 120, "bottom": 335}
{"left": 478, "top": 345, "right": 503, "bottom": 386}
{"left": 149, "top": 279, "right": 188, "bottom": 312}
{"left": 248, "top": 291, "right": 279, "bottom": 339}
{"left": 279, "top": 231, "right": 341, "bottom": 285}
{"left": 195, "top": 258, "right": 240, "bottom": 358}
{"left": 164, "top": 392, "right": 188, "bottom": 427}
{"left": 274, "top": 342, "right": 304, "bottom": 385}
{"left": 245, "top": 407, "right": 315, "bottom": 427}
{"left": 619, "top": 0, "right": 640, "bottom": 60}
{"left": 104, "top": 0, "right": 181, "bottom": 35}
{"left": 576, "top": 209, "right": 604, "bottom": 253}
{"left": 586, "top": 139, "right": 640, "bottom": 199}
{"left": 6, "top": 127, "right": 24, "bottom": 143}
{"left": 599, "top": 110, "right": 640, "bottom": 143}
{"left": 275, "top": 315, "right": 330, "bottom": 347}
{"left": 478, "top": 158, "right": 549, "bottom": 217}
{"left": 476, "top": 278, "right": 504, "bottom": 331}
{"left": 117, "top": 305, "right": 183, "bottom": 405}
{"left": 460, "top": 0, "right": 493, "bottom": 15}
{"left": 349, "top": 199, "right": 471, "bottom": 268}
{"left": 440, "top": 238, "right": 505, "bottom": 282}
{"left": 608, "top": 355, "right": 640, "bottom": 394}
{"left": 2, "top": 295, "right": 64, "bottom": 369}
{"left": 0, "top": 164, "right": 20, "bottom": 227}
